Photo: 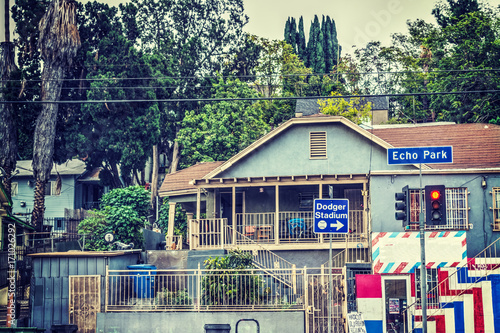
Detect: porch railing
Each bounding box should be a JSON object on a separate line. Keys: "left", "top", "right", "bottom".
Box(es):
{"left": 190, "top": 210, "right": 367, "bottom": 249}
{"left": 105, "top": 267, "right": 306, "bottom": 312}
{"left": 227, "top": 225, "right": 297, "bottom": 288}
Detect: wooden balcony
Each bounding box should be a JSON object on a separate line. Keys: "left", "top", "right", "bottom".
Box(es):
{"left": 189, "top": 210, "right": 368, "bottom": 251}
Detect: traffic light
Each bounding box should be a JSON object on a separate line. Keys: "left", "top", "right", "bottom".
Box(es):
{"left": 425, "top": 185, "right": 447, "bottom": 225}
{"left": 395, "top": 185, "right": 410, "bottom": 228}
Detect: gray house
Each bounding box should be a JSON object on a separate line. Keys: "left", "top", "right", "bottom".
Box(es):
{"left": 158, "top": 115, "right": 500, "bottom": 332}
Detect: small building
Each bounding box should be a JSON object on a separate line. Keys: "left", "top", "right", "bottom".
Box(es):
{"left": 11, "top": 160, "right": 104, "bottom": 232}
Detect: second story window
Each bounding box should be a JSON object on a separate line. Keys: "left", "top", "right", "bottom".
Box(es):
{"left": 492, "top": 188, "right": 500, "bottom": 230}
{"left": 45, "top": 181, "right": 61, "bottom": 196}
{"left": 408, "top": 187, "right": 468, "bottom": 230}
{"left": 11, "top": 182, "right": 18, "bottom": 197}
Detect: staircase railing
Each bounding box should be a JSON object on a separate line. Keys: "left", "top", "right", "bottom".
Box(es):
{"left": 226, "top": 225, "right": 296, "bottom": 289}
{"left": 405, "top": 237, "right": 500, "bottom": 331}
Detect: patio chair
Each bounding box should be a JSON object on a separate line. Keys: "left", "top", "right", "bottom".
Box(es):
{"left": 288, "top": 218, "right": 305, "bottom": 239}
{"left": 244, "top": 226, "right": 256, "bottom": 238}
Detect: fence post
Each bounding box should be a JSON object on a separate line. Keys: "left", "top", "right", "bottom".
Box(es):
{"left": 197, "top": 263, "right": 201, "bottom": 312}
{"left": 105, "top": 264, "right": 109, "bottom": 312}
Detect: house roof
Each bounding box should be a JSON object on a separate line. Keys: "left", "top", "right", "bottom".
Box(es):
{"left": 15, "top": 159, "right": 87, "bottom": 177}
{"left": 368, "top": 122, "right": 500, "bottom": 169}
{"left": 159, "top": 161, "right": 224, "bottom": 196}
{"left": 158, "top": 117, "right": 500, "bottom": 196}
{"left": 295, "top": 96, "right": 389, "bottom": 115}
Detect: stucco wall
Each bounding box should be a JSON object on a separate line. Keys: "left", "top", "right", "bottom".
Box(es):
{"left": 370, "top": 173, "right": 500, "bottom": 257}
{"left": 218, "top": 122, "right": 414, "bottom": 179}
{"left": 97, "top": 311, "right": 305, "bottom": 333}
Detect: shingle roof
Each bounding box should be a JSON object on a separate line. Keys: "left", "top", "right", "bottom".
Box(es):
{"left": 295, "top": 96, "right": 389, "bottom": 115}
{"left": 159, "top": 161, "right": 225, "bottom": 195}
{"left": 369, "top": 123, "right": 500, "bottom": 169}
{"left": 15, "top": 159, "right": 87, "bottom": 177}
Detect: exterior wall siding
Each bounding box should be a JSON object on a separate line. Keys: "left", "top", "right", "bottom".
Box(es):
{"left": 218, "top": 123, "right": 414, "bottom": 179}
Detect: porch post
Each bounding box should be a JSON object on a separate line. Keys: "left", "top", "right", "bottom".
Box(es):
{"left": 167, "top": 201, "right": 177, "bottom": 246}
{"left": 196, "top": 188, "right": 201, "bottom": 219}
{"left": 363, "top": 181, "right": 369, "bottom": 240}
{"left": 275, "top": 185, "right": 279, "bottom": 244}
{"left": 186, "top": 212, "right": 194, "bottom": 249}
{"left": 232, "top": 186, "right": 236, "bottom": 245}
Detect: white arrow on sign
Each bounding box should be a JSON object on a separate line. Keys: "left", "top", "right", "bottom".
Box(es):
{"left": 330, "top": 220, "right": 344, "bottom": 231}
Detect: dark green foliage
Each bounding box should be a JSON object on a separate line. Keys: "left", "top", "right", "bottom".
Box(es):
{"left": 157, "top": 197, "right": 187, "bottom": 238}
{"left": 177, "top": 77, "right": 269, "bottom": 168}
{"left": 285, "top": 15, "right": 340, "bottom": 74}
{"left": 202, "top": 249, "right": 264, "bottom": 306}
{"left": 78, "top": 185, "right": 150, "bottom": 251}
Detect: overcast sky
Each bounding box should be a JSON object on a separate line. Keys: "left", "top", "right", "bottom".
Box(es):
{"left": 3, "top": 0, "right": 500, "bottom": 55}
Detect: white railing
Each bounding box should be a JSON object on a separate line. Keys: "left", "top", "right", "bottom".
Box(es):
{"left": 187, "top": 211, "right": 368, "bottom": 249}
{"left": 227, "top": 225, "right": 297, "bottom": 288}
{"left": 105, "top": 267, "right": 306, "bottom": 312}
{"left": 189, "top": 218, "right": 229, "bottom": 249}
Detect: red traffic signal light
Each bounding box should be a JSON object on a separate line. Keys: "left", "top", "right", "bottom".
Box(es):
{"left": 425, "top": 185, "right": 446, "bottom": 225}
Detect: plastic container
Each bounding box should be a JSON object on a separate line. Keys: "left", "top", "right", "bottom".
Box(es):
{"left": 127, "top": 264, "right": 157, "bottom": 298}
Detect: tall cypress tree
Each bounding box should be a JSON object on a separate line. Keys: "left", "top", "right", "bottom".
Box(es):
{"left": 297, "top": 16, "right": 306, "bottom": 60}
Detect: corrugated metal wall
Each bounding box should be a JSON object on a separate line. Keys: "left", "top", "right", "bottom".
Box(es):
{"left": 31, "top": 253, "right": 140, "bottom": 331}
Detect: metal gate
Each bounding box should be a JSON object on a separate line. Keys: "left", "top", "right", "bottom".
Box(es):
{"left": 69, "top": 275, "right": 101, "bottom": 333}
{"left": 305, "top": 273, "right": 345, "bottom": 333}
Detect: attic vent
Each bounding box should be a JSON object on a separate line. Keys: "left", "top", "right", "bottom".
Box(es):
{"left": 310, "top": 131, "right": 327, "bottom": 159}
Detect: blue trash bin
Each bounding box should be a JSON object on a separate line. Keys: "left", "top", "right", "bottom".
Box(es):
{"left": 127, "top": 264, "right": 157, "bottom": 298}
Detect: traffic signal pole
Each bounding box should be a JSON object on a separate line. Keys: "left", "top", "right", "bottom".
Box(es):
{"left": 419, "top": 163, "right": 427, "bottom": 333}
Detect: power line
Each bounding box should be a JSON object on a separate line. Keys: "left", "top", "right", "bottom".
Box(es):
{"left": 1, "top": 90, "right": 499, "bottom": 104}
{"left": 1, "top": 68, "right": 499, "bottom": 84}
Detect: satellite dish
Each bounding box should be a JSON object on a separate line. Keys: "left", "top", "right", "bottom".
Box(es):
{"left": 105, "top": 233, "right": 114, "bottom": 243}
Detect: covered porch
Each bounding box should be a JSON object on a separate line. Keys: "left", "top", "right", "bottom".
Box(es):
{"left": 183, "top": 174, "right": 370, "bottom": 251}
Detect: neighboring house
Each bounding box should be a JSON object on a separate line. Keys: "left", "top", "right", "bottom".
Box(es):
{"left": 159, "top": 114, "right": 500, "bottom": 333}
{"left": 10, "top": 160, "right": 104, "bottom": 232}
{"left": 0, "top": 182, "right": 35, "bottom": 327}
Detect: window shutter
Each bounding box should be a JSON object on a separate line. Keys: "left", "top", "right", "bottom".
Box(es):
{"left": 310, "top": 131, "right": 327, "bottom": 159}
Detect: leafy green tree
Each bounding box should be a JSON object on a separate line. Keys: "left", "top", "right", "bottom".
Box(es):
{"left": 318, "top": 92, "right": 372, "bottom": 124}
{"left": 130, "top": 0, "right": 249, "bottom": 173}
{"left": 77, "top": 211, "right": 109, "bottom": 251}
{"left": 100, "top": 185, "right": 151, "bottom": 220}
{"left": 78, "top": 185, "right": 150, "bottom": 250}
{"left": 177, "top": 77, "right": 269, "bottom": 167}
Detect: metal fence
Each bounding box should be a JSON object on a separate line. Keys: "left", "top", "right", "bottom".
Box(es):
{"left": 105, "top": 267, "right": 314, "bottom": 312}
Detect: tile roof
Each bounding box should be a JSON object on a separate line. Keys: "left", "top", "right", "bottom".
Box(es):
{"left": 159, "top": 161, "right": 225, "bottom": 195}
{"left": 369, "top": 123, "right": 500, "bottom": 169}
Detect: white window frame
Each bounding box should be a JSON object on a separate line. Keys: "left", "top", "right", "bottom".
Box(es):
{"left": 492, "top": 187, "right": 500, "bottom": 230}
{"left": 45, "top": 181, "right": 60, "bottom": 196}
{"left": 11, "top": 182, "right": 18, "bottom": 197}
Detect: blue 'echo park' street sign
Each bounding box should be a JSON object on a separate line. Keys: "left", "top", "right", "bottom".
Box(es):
{"left": 313, "top": 199, "right": 349, "bottom": 234}
{"left": 388, "top": 146, "right": 453, "bottom": 165}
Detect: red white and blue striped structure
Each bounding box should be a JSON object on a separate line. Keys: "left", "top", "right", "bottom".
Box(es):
{"left": 356, "top": 232, "right": 500, "bottom": 332}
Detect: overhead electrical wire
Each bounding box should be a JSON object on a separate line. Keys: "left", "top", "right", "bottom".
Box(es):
{"left": 1, "top": 90, "right": 499, "bottom": 104}
{"left": 1, "top": 68, "right": 499, "bottom": 84}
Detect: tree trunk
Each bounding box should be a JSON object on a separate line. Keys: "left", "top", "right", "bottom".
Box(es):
{"left": 31, "top": 0, "right": 80, "bottom": 229}
{"left": 169, "top": 140, "right": 180, "bottom": 173}
{"left": 150, "top": 144, "right": 158, "bottom": 207}
{"left": 0, "top": 41, "right": 17, "bottom": 195}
